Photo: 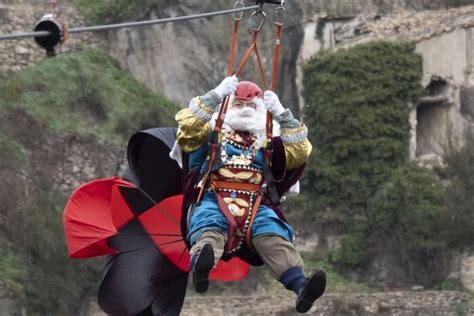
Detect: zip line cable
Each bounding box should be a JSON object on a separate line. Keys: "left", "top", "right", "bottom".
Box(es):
{"left": 0, "top": 5, "right": 260, "bottom": 41}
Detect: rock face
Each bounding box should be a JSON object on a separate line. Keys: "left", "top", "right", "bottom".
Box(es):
{"left": 106, "top": 0, "right": 305, "bottom": 115}
{"left": 104, "top": 1, "right": 468, "bottom": 113}
{"left": 1, "top": 1, "right": 468, "bottom": 114}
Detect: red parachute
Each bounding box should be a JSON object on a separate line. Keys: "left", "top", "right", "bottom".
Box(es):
{"left": 63, "top": 128, "right": 250, "bottom": 315}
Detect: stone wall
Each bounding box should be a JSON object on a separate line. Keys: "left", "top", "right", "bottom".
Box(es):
{"left": 82, "top": 291, "right": 474, "bottom": 316}
{"left": 413, "top": 27, "right": 473, "bottom": 160}
{"left": 180, "top": 291, "right": 474, "bottom": 316}
{"left": 0, "top": 0, "right": 102, "bottom": 75}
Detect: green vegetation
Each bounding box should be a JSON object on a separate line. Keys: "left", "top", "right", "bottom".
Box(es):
{"left": 72, "top": 0, "right": 141, "bottom": 23}
{"left": 69, "top": 0, "right": 474, "bottom": 23}
{"left": 0, "top": 250, "right": 27, "bottom": 297}
{"left": 300, "top": 252, "right": 372, "bottom": 293}
{"left": 194, "top": 251, "right": 371, "bottom": 296}
{"left": 0, "top": 49, "right": 178, "bottom": 314}
{"left": 0, "top": 49, "right": 177, "bottom": 144}
{"left": 5, "top": 189, "right": 103, "bottom": 314}
{"left": 72, "top": 0, "right": 231, "bottom": 23}
{"left": 303, "top": 41, "right": 422, "bottom": 211}
{"left": 331, "top": 163, "right": 447, "bottom": 272}
{"left": 301, "top": 41, "right": 458, "bottom": 286}
{"left": 443, "top": 0, "right": 474, "bottom": 8}
{"left": 444, "top": 133, "right": 474, "bottom": 247}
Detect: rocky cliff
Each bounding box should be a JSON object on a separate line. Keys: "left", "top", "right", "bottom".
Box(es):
{"left": 1, "top": 1, "right": 468, "bottom": 110}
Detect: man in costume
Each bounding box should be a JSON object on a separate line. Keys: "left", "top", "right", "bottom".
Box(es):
{"left": 176, "top": 76, "right": 326, "bottom": 313}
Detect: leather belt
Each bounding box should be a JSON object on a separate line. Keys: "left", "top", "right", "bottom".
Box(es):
{"left": 211, "top": 181, "right": 261, "bottom": 193}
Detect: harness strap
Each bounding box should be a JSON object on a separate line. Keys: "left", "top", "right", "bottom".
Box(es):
{"left": 267, "top": 7, "right": 285, "bottom": 140}
{"left": 215, "top": 192, "right": 240, "bottom": 252}
{"left": 196, "top": 142, "right": 219, "bottom": 202}
{"left": 261, "top": 6, "right": 285, "bottom": 204}
{"left": 271, "top": 13, "right": 284, "bottom": 91}
{"left": 228, "top": 19, "right": 240, "bottom": 75}
{"left": 245, "top": 194, "right": 262, "bottom": 253}
{"left": 235, "top": 40, "right": 256, "bottom": 77}
{"left": 212, "top": 179, "right": 264, "bottom": 253}
{"left": 215, "top": 1, "right": 244, "bottom": 134}
{"left": 263, "top": 151, "right": 280, "bottom": 206}
{"left": 235, "top": 8, "right": 266, "bottom": 82}
{"left": 196, "top": 4, "right": 243, "bottom": 202}
{"left": 254, "top": 39, "right": 269, "bottom": 90}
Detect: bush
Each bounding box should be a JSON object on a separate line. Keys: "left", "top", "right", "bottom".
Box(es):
{"left": 302, "top": 40, "right": 423, "bottom": 216}
{"left": 6, "top": 189, "right": 103, "bottom": 315}
{"left": 300, "top": 41, "right": 459, "bottom": 285}
{"left": 0, "top": 49, "right": 179, "bottom": 313}
{"left": 366, "top": 164, "right": 446, "bottom": 254}
{"left": 444, "top": 133, "right": 474, "bottom": 248}
{"left": 0, "top": 49, "right": 178, "bottom": 144}
{"left": 329, "top": 164, "right": 450, "bottom": 286}
{"left": 72, "top": 0, "right": 232, "bottom": 23}
{"left": 73, "top": 0, "right": 141, "bottom": 23}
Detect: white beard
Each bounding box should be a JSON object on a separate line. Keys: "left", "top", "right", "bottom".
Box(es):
{"left": 224, "top": 97, "right": 266, "bottom": 132}
{"left": 225, "top": 107, "right": 256, "bottom": 131}
{"left": 222, "top": 97, "right": 267, "bottom": 149}
{"left": 207, "top": 97, "right": 281, "bottom": 150}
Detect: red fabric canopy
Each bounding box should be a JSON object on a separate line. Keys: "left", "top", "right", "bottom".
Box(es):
{"left": 139, "top": 195, "right": 250, "bottom": 281}
{"left": 63, "top": 177, "right": 134, "bottom": 258}
{"left": 63, "top": 177, "right": 250, "bottom": 281}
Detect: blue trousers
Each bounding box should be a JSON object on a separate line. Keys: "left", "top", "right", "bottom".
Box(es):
{"left": 187, "top": 192, "right": 294, "bottom": 246}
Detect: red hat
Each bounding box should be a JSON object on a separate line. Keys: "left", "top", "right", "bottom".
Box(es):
{"left": 234, "top": 81, "right": 263, "bottom": 101}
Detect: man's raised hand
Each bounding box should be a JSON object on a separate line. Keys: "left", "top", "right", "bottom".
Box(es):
{"left": 263, "top": 90, "right": 285, "bottom": 116}
{"left": 214, "top": 75, "right": 238, "bottom": 98}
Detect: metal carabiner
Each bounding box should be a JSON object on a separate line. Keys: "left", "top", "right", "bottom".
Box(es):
{"left": 251, "top": 10, "right": 266, "bottom": 32}
{"left": 233, "top": 1, "right": 245, "bottom": 21}
{"left": 274, "top": 6, "right": 285, "bottom": 26}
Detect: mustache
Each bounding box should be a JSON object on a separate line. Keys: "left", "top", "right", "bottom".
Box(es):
{"left": 229, "top": 107, "right": 255, "bottom": 115}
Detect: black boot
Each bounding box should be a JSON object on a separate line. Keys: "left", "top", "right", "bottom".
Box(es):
{"left": 295, "top": 270, "right": 326, "bottom": 313}
{"left": 191, "top": 244, "right": 214, "bottom": 293}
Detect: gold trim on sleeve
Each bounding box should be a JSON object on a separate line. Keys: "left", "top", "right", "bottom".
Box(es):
{"left": 176, "top": 108, "right": 211, "bottom": 153}
{"left": 284, "top": 139, "right": 312, "bottom": 170}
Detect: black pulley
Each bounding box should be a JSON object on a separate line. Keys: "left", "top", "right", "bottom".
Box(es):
{"left": 34, "top": 14, "right": 63, "bottom": 57}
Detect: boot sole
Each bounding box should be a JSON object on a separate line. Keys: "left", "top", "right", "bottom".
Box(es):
{"left": 296, "top": 270, "right": 326, "bottom": 313}
{"left": 192, "top": 244, "right": 214, "bottom": 293}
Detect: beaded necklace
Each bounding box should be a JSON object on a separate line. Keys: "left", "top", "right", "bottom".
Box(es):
{"left": 220, "top": 130, "right": 258, "bottom": 165}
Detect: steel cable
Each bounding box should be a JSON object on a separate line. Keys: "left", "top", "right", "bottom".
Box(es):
{"left": 0, "top": 5, "right": 260, "bottom": 41}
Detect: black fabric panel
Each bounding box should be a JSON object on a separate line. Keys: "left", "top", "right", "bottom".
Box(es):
{"left": 108, "top": 220, "right": 155, "bottom": 253}
{"left": 127, "top": 127, "right": 178, "bottom": 176}
{"left": 98, "top": 247, "right": 188, "bottom": 315}
{"left": 118, "top": 186, "right": 155, "bottom": 217}
{"left": 120, "top": 166, "right": 139, "bottom": 186}
{"left": 150, "top": 274, "right": 188, "bottom": 316}
{"left": 138, "top": 136, "right": 182, "bottom": 202}
{"left": 127, "top": 127, "right": 183, "bottom": 203}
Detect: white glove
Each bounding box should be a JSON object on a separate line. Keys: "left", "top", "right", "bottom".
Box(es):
{"left": 214, "top": 75, "right": 238, "bottom": 98}
{"left": 263, "top": 90, "right": 285, "bottom": 116}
